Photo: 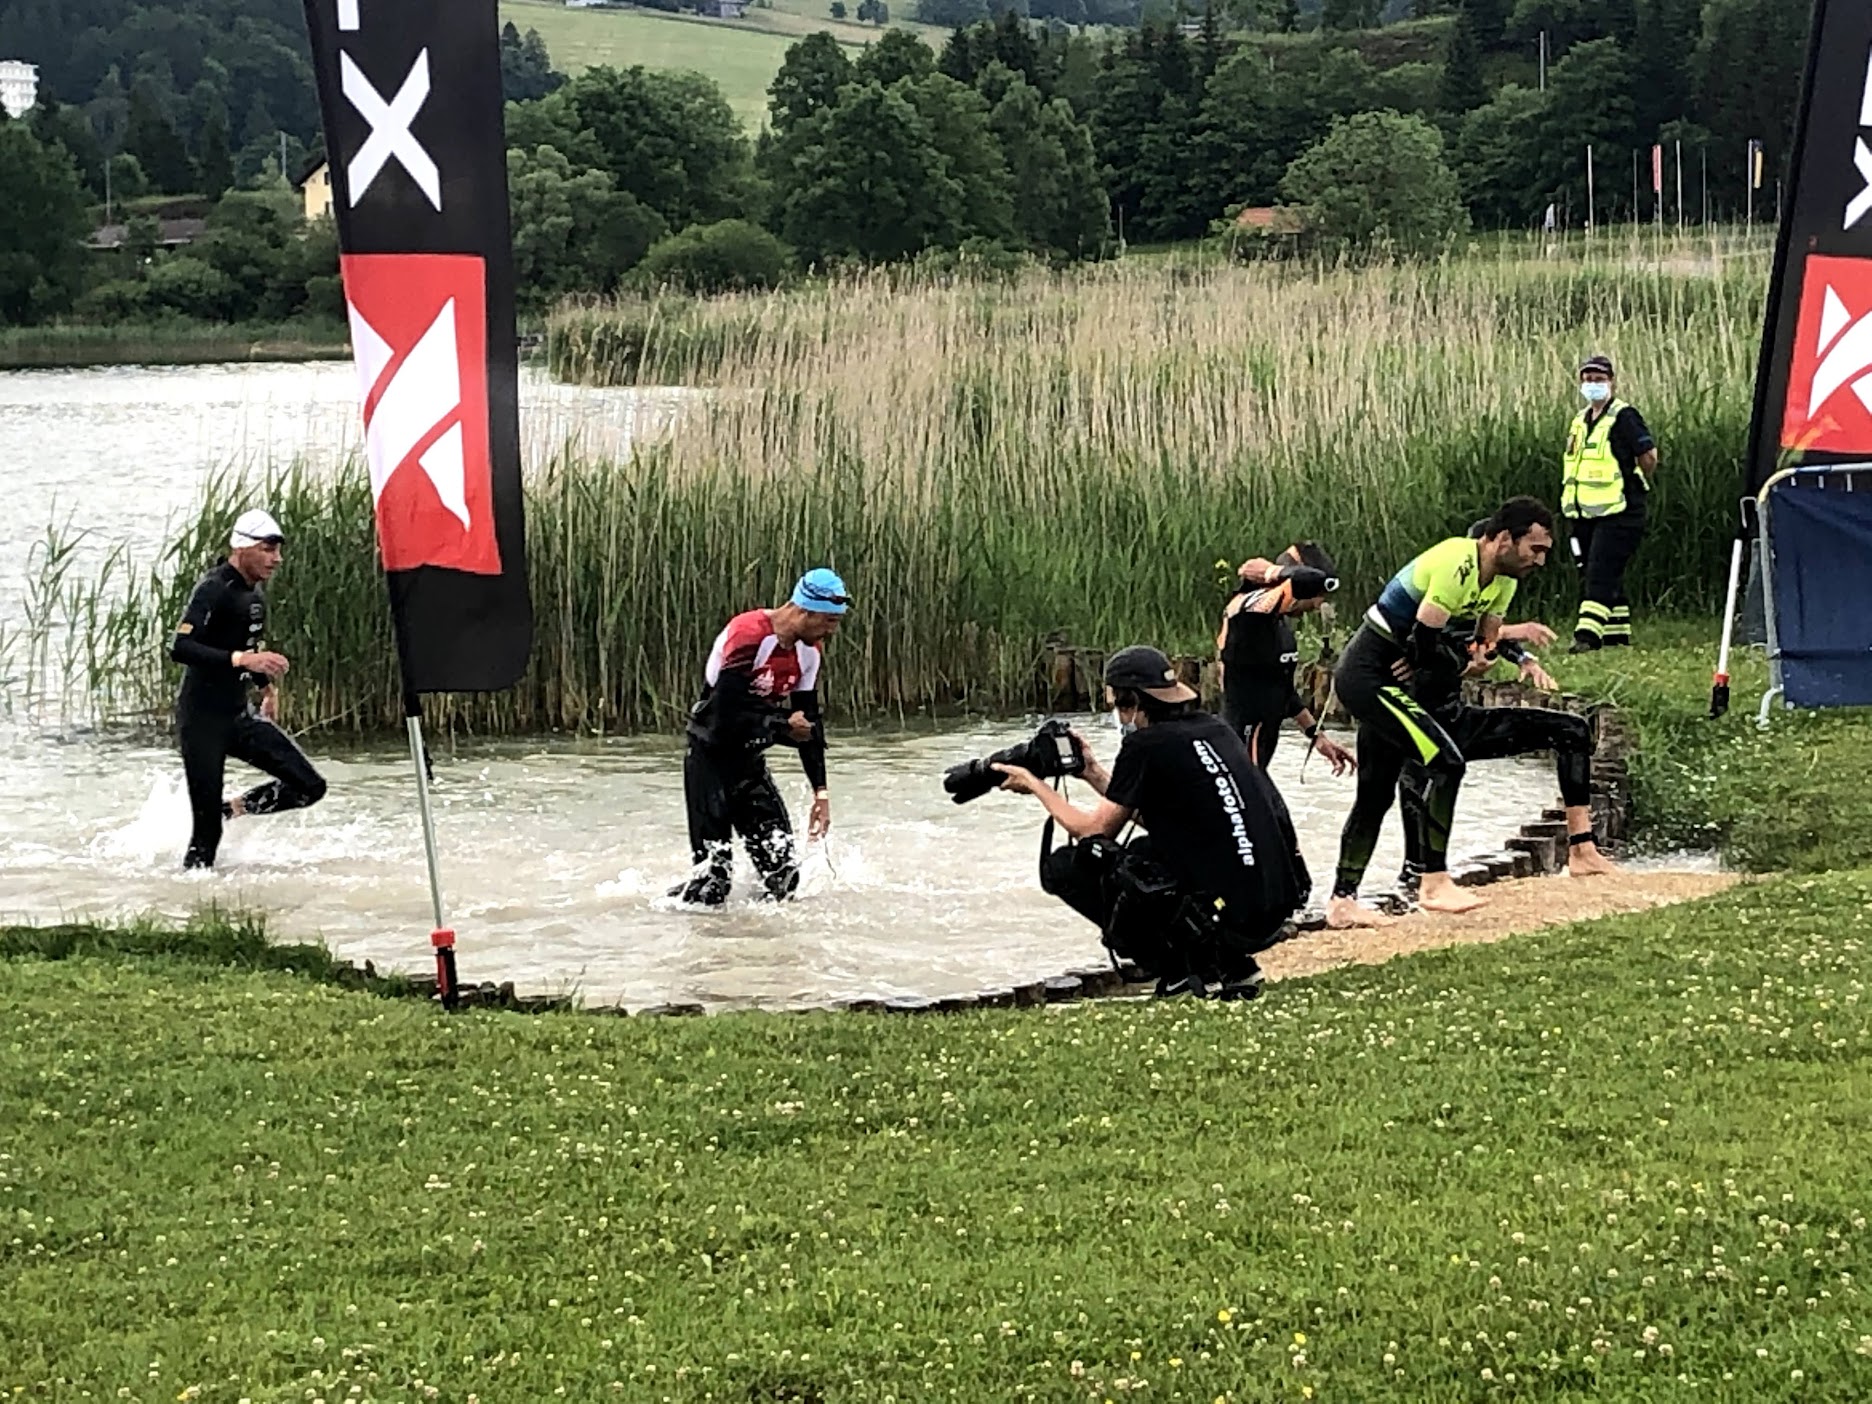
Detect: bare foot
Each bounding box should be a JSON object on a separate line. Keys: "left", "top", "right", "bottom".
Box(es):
{"left": 227, "top": 796, "right": 246, "bottom": 819}
{"left": 1418, "top": 874, "right": 1486, "bottom": 915}
{"left": 1568, "top": 842, "right": 1618, "bottom": 877}
{"left": 1327, "top": 894, "right": 1396, "bottom": 929}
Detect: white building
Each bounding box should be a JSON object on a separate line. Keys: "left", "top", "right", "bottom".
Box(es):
{"left": 0, "top": 60, "right": 37, "bottom": 120}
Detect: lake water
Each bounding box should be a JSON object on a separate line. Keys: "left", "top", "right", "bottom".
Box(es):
{"left": 0, "top": 363, "right": 1556, "bottom": 1008}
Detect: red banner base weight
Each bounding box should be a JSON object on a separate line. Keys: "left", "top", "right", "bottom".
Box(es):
{"left": 431, "top": 928, "right": 460, "bottom": 1009}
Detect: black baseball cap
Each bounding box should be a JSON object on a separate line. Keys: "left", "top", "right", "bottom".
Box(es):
{"left": 1105, "top": 645, "right": 1197, "bottom": 704}
{"left": 1579, "top": 354, "right": 1615, "bottom": 377}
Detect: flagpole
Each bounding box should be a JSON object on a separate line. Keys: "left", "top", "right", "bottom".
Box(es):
{"left": 1586, "top": 145, "right": 1595, "bottom": 238}
{"left": 1675, "top": 138, "right": 1684, "bottom": 230}
{"left": 404, "top": 696, "right": 458, "bottom": 1008}
{"left": 391, "top": 578, "right": 460, "bottom": 1010}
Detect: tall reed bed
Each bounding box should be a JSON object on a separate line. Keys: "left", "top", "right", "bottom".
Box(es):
{"left": 37, "top": 246, "right": 1764, "bottom": 737}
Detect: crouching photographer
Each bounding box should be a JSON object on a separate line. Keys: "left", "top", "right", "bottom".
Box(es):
{"left": 991, "top": 646, "right": 1311, "bottom": 1000}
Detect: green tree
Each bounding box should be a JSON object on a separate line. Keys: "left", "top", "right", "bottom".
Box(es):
{"left": 1191, "top": 43, "right": 1378, "bottom": 213}
{"left": 140, "top": 254, "right": 241, "bottom": 321}
{"left": 769, "top": 32, "right": 856, "bottom": 130}
{"left": 831, "top": 1, "right": 848, "bottom": 14}
{"left": 858, "top": 29, "right": 936, "bottom": 86}
{"left": 938, "top": 27, "right": 983, "bottom": 85}
{"left": 1452, "top": 82, "right": 1549, "bottom": 225}
{"left": 125, "top": 78, "right": 196, "bottom": 194}
{"left": 508, "top": 144, "right": 667, "bottom": 309}
{"left": 28, "top": 98, "right": 106, "bottom": 198}
{"left": 632, "top": 219, "right": 793, "bottom": 293}
{"left": 1693, "top": 0, "right": 1808, "bottom": 185}
{"left": 0, "top": 124, "right": 91, "bottom": 324}
{"left": 1465, "top": 0, "right": 1512, "bottom": 46}
{"left": 1535, "top": 36, "right": 1636, "bottom": 219}
{"left": 87, "top": 66, "right": 132, "bottom": 155}
{"left": 196, "top": 104, "right": 235, "bottom": 196}
{"left": 989, "top": 11, "right": 1044, "bottom": 90}
{"left": 1321, "top": 0, "right": 1382, "bottom": 29}
{"left": 989, "top": 75, "right": 1108, "bottom": 256}
{"left": 1279, "top": 108, "right": 1470, "bottom": 253}
{"left": 775, "top": 81, "right": 963, "bottom": 263}
{"left": 899, "top": 73, "right": 1015, "bottom": 245}
{"left": 1438, "top": 3, "right": 1488, "bottom": 120}
{"left": 500, "top": 22, "right": 568, "bottom": 103}
{"left": 918, "top": 0, "right": 991, "bottom": 23}
{"left": 107, "top": 152, "right": 151, "bottom": 202}
{"left": 522, "top": 67, "right": 749, "bottom": 231}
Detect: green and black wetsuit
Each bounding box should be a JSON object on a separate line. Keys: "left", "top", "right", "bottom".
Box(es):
{"left": 1330, "top": 538, "right": 1514, "bottom": 898}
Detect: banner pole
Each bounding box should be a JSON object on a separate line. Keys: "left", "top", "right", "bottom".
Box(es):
{"left": 1709, "top": 537, "right": 1744, "bottom": 719}
{"left": 405, "top": 703, "right": 459, "bottom": 1007}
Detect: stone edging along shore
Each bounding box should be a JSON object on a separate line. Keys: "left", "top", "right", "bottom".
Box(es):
{"left": 327, "top": 676, "right": 1635, "bottom": 1018}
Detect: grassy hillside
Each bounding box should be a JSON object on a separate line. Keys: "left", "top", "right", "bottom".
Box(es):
{"left": 500, "top": 0, "right": 946, "bottom": 132}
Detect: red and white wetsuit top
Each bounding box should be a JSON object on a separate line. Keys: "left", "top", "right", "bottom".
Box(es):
{"left": 705, "top": 610, "right": 821, "bottom": 697}
{"left": 688, "top": 610, "right": 824, "bottom": 759}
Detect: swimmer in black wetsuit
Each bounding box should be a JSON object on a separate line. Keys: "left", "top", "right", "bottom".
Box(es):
{"left": 1217, "top": 542, "right": 1355, "bottom": 776}
{"left": 170, "top": 509, "right": 327, "bottom": 869}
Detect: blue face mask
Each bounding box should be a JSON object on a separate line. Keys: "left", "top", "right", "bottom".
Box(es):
{"left": 1111, "top": 707, "right": 1137, "bottom": 737}
{"left": 1580, "top": 381, "right": 1611, "bottom": 404}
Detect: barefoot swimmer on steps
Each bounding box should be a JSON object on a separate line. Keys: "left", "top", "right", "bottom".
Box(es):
{"left": 1326, "top": 497, "right": 1617, "bottom": 931}
{"left": 170, "top": 509, "right": 328, "bottom": 870}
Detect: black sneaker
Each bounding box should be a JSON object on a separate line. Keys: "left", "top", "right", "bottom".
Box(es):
{"left": 1216, "top": 965, "right": 1264, "bottom": 1002}
{"left": 1154, "top": 973, "right": 1209, "bottom": 1000}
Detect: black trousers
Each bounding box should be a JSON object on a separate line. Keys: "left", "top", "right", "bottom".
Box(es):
{"left": 1397, "top": 701, "right": 1595, "bottom": 876}
{"left": 1331, "top": 628, "right": 1466, "bottom": 895}
{"left": 678, "top": 742, "right": 799, "bottom": 906}
{"left": 1041, "top": 834, "right": 1283, "bottom": 985}
{"left": 1568, "top": 510, "right": 1645, "bottom": 647}
{"left": 179, "top": 707, "right": 328, "bottom": 868}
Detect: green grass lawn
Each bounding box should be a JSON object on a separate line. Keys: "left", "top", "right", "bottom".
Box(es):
{"left": 6, "top": 876, "right": 1872, "bottom": 1399}
{"left": 500, "top": 0, "right": 943, "bottom": 132}
{"left": 8, "top": 629, "right": 1872, "bottom": 1398}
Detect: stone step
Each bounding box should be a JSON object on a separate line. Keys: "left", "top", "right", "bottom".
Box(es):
{"left": 1507, "top": 833, "right": 1562, "bottom": 873}
{"left": 1042, "top": 975, "right": 1085, "bottom": 1003}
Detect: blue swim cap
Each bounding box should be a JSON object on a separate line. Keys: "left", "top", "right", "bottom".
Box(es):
{"left": 791, "top": 567, "right": 850, "bottom": 615}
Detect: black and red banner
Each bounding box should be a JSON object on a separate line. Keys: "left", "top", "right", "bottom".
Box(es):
{"left": 1746, "top": 0, "right": 1872, "bottom": 495}
{"left": 301, "top": 0, "right": 531, "bottom": 694}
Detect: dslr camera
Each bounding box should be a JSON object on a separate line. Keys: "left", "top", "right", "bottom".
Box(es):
{"left": 943, "top": 719, "right": 1086, "bottom": 805}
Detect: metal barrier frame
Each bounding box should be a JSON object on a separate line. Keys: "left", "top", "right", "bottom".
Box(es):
{"left": 1754, "top": 461, "right": 1872, "bottom": 725}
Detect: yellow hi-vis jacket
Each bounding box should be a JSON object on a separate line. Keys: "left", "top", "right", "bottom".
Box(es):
{"left": 1562, "top": 398, "right": 1642, "bottom": 518}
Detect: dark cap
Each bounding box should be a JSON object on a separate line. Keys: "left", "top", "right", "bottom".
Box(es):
{"left": 1105, "top": 645, "right": 1197, "bottom": 704}
{"left": 1579, "top": 353, "right": 1615, "bottom": 377}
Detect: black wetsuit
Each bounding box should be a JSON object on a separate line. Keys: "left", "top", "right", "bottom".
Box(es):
{"left": 171, "top": 563, "right": 326, "bottom": 869}
{"left": 676, "top": 610, "right": 827, "bottom": 906}
{"left": 1218, "top": 583, "right": 1308, "bottom": 767}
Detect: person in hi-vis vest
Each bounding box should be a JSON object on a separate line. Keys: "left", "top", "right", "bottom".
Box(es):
{"left": 1561, "top": 354, "right": 1657, "bottom": 651}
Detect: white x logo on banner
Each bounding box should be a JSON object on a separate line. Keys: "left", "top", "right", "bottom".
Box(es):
{"left": 341, "top": 49, "right": 442, "bottom": 211}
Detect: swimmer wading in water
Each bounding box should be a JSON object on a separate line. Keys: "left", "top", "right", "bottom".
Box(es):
{"left": 170, "top": 509, "right": 327, "bottom": 869}
{"left": 671, "top": 569, "right": 848, "bottom": 907}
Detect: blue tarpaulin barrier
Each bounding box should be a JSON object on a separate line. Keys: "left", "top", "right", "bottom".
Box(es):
{"left": 1766, "top": 476, "right": 1872, "bottom": 708}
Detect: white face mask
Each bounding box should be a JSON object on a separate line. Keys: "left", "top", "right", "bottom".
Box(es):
{"left": 1580, "top": 381, "right": 1611, "bottom": 404}
{"left": 1111, "top": 707, "right": 1137, "bottom": 737}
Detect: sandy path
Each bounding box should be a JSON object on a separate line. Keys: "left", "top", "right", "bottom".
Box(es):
{"left": 1259, "top": 868, "right": 1744, "bottom": 983}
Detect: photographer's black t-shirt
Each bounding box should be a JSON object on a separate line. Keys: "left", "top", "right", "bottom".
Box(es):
{"left": 1104, "top": 712, "right": 1307, "bottom": 918}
